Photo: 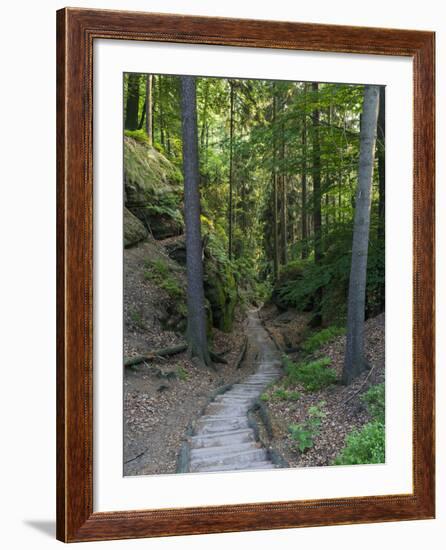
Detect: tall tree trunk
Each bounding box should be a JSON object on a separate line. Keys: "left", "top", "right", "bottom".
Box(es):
{"left": 377, "top": 85, "right": 386, "bottom": 311}
{"left": 342, "top": 85, "right": 380, "bottom": 384}
{"left": 301, "top": 84, "right": 309, "bottom": 259}
{"left": 159, "top": 76, "right": 165, "bottom": 148}
{"left": 146, "top": 74, "right": 153, "bottom": 145}
{"left": 272, "top": 90, "right": 280, "bottom": 280}
{"left": 180, "top": 76, "right": 212, "bottom": 367}
{"left": 125, "top": 73, "right": 140, "bottom": 131}
{"left": 228, "top": 80, "right": 235, "bottom": 260}
{"left": 312, "top": 82, "right": 322, "bottom": 325}
{"left": 280, "top": 97, "right": 288, "bottom": 265}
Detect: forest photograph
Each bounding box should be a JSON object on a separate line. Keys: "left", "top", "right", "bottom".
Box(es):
{"left": 123, "top": 72, "right": 385, "bottom": 476}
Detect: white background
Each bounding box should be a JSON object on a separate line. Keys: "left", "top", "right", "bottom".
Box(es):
{"left": 0, "top": 0, "right": 444, "bottom": 548}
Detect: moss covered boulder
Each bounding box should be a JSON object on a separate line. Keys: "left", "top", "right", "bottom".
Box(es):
{"left": 124, "top": 135, "right": 184, "bottom": 239}
{"left": 204, "top": 257, "right": 237, "bottom": 333}
{"left": 124, "top": 207, "right": 148, "bottom": 248}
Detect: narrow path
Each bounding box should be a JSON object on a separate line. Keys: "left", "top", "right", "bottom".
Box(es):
{"left": 187, "top": 310, "right": 282, "bottom": 473}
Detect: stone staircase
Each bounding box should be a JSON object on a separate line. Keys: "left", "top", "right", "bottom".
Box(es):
{"left": 187, "top": 310, "right": 282, "bottom": 473}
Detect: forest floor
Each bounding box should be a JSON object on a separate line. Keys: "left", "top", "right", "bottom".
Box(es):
{"left": 259, "top": 305, "right": 385, "bottom": 467}
{"left": 123, "top": 240, "right": 257, "bottom": 476}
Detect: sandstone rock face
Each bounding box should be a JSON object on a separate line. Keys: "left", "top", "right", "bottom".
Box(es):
{"left": 124, "top": 136, "right": 183, "bottom": 240}
{"left": 124, "top": 207, "right": 148, "bottom": 248}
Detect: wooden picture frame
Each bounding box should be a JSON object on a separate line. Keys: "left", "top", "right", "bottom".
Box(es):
{"left": 56, "top": 7, "right": 435, "bottom": 542}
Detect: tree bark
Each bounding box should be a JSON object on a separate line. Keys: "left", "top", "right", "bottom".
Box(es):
{"left": 280, "top": 95, "right": 288, "bottom": 265}
{"left": 228, "top": 80, "right": 235, "bottom": 260}
{"left": 377, "top": 85, "right": 386, "bottom": 311}
{"left": 272, "top": 89, "right": 280, "bottom": 280}
{"left": 146, "top": 74, "right": 153, "bottom": 145}
{"left": 125, "top": 73, "right": 140, "bottom": 131}
{"left": 180, "top": 76, "right": 212, "bottom": 367}
{"left": 301, "top": 83, "right": 309, "bottom": 259}
{"left": 312, "top": 82, "right": 323, "bottom": 325}
{"left": 342, "top": 85, "right": 380, "bottom": 385}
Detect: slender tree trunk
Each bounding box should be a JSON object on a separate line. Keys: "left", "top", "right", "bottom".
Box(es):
{"left": 342, "top": 85, "right": 380, "bottom": 384}
{"left": 228, "top": 81, "right": 235, "bottom": 260}
{"left": 146, "top": 74, "right": 153, "bottom": 145}
{"left": 377, "top": 85, "right": 386, "bottom": 311}
{"left": 301, "top": 84, "right": 309, "bottom": 259}
{"left": 272, "top": 90, "right": 280, "bottom": 280}
{"left": 159, "top": 76, "right": 165, "bottom": 148}
{"left": 125, "top": 73, "right": 140, "bottom": 131}
{"left": 312, "top": 82, "right": 323, "bottom": 325}
{"left": 280, "top": 97, "right": 288, "bottom": 265}
{"left": 180, "top": 76, "right": 212, "bottom": 367}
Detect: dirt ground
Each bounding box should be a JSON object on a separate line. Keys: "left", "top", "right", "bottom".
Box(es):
{"left": 259, "top": 307, "right": 385, "bottom": 468}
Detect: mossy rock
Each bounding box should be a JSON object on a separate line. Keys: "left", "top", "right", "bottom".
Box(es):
{"left": 123, "top": 207, "right": 148, "bottom": 248}
{"left": 204, "top": 258, "right": 237, "bottom": 333}
{"left": 124, "top": 136, "right": 184, "bottom": 239}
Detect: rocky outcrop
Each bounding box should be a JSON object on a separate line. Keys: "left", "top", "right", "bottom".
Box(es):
{"left": 124, "top": 136, "right": 183, "bottom": 240}
{"left": 124, "top": 207, "right": 148, "bottom": 248}
{"left": 204, "top": 257, "right": 237, "bottom": 333}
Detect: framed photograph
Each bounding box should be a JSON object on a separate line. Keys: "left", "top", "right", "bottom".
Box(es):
{"left": 56, "top": 7, "right": 435, "bottom": 542}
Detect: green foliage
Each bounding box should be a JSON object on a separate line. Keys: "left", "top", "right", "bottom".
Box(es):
{"left": 289, "top": 401, "right": 326, "bottom": 452}
{"left": 283, "top": 355, "right": 336, "bottom": 392}
{"left": 362, "top": 383, "right": 385, "bottom": 423}
{"left": 176, "top": 367, "right": 189, "bottom": 381}
{"left": 262, "top": 388, "right": 301, "bottom": 402}
{"left": 333, "top": 384, "right": 385, "bottom": 465}
{"left": 130, "top": 308, "right": 145, "bottom": 329}
{"left": 144, "top": 259, "right": 185, "bottom": 301}
{"left": 124, "top": 129, "right": 150, "bottom": 144}
{"left": 333, "top": 421, "right": 385, "bottom": 465}
{"left": 301, "top": 326, "right": 346, "bottom": 354}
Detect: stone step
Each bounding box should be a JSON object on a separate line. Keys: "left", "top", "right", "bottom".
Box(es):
{"left": 214, "top": 394, "right": 256, "bottom": 402}
{"left": 190, "top": 429, "right": 255, "bottom": 449}
{"left": 205, "top": 403, "right": 248, "bottom": 416}
{"left": 194, "top": 416, "right": 249, "bottom": 434}
{"left": 190, "top": 448, "right": 268, "bottom": 471}
{"left": 190, "top": 441, "right": 258, "bottom": 459}
{"left": 197, "top": 461, "right": 276, "bottom": 472}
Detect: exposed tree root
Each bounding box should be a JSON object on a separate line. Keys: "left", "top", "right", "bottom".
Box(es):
{"left": 124, "top": 343, "right": 187, "bottom": 367}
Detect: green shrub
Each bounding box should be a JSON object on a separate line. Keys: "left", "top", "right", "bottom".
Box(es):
{"left": 130, "top": 308, "right": 145, "bottom": 329}
{"left": 302, "top": 326, "right": 346, "bottom": 354}
{"left": 333, "top": 421, "right": 385, "bottom": 465}
{"left": 144, "top": 259, "right": 185, "bottom": 301}
{"left": 283, "top": 356, "right": 336, "bottom": 392}
{"left": 289, "top": 402, "right": 326, "bottom": 452}
{"left": 177, "top": 367, "right": 189, "bottom": 381}
{"left": 362, "top": 383, "right": 385, "bottom": 422}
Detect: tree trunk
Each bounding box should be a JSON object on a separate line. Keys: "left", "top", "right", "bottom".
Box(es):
{"left": 377, "top": 85, "right": 386, "bottom": 311}
{"left": 180, "top": 76, "right": 212, "bottom": 367}
{"left": 301, "top": 84, "right": 309, "bottom": 259}
{"left": 228, "top": 81, "right": 235, "bottom": 260}
{"left": 125, "top": 73, "right": 140, "bottom": 131}
{"left": 146, "top": 74, "right": 153, "bottom": 145}
{"left": 342, "top": 85, "right": 380, "bottom": 385}
{"left": 312, "top": 82, "right": 322, "bottom": 325}
{"left": 272, "top": 90, "right": 280, "bottom": 280}
{"left": 280, "top": 97, "right": 288, "bottom": 265}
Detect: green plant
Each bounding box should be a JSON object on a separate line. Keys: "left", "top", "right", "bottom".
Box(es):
{"left": 144, "top": 259, "right": 185, "bottom": 301}
{"left": 289, "top": 401, "right": 326, "bottom": 452}
{"left": 271, "top": 389, "right": 301, "bottom": 401}
{"left": 362, "top": 383, "right": 385, "bottom": 422}
{"left": 333, "top": 421, "right": 385, "bottom": 465}
{"left": 260, "top": 393, "right": 270, "bottom": 402}
{"left": 301, "top": 326, "right": 346, "bottom": 354}
{"left": 130, "top": 309, "right": 145, "bottom": 329}
{"left": 283, "top": 355, "right": 336, "bottom": 392}
{"left": 177, "top": 367, "right": 189, "bottom": 381}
